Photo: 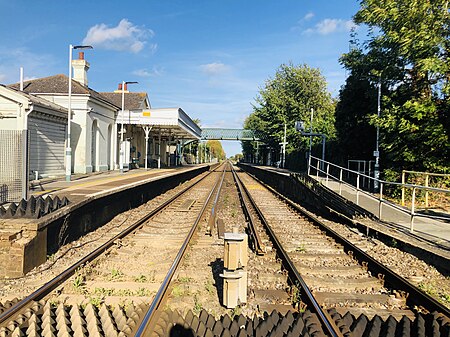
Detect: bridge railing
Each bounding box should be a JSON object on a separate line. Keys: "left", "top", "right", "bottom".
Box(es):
{"left": 308, "top": 156, "right": 450, "bottom": 232}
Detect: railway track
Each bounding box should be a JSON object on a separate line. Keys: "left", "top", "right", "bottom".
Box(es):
{"left": 0, "top": 162, "right": 449, "bottom": 337}
{"left": 0, "top": 164, "right": 226, "bottom": 336}
{"left": 234, "top": 164, "right": 450, "bottom": 334}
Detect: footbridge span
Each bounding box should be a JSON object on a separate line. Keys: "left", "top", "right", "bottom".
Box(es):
{"left": 200, "top": 128, "right": 263, "bottom": 141}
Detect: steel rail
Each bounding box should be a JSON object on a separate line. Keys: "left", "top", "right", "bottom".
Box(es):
{"left": 231, "top": 165, "right": 344, "bottom": 337}
{"left": 230, "top": 165, "right": 265, "bottom": 255}
{"left": 0, "top": 165, "right": 219, "bottom": 326}
{"left": 207, "top": 162, "right": 227, "bottom": 235}
{"left": 134, "top": 163, "right": 227, "bottom": 336}
{"left": 244, "top": 167, "right": 450, "bottom": 319}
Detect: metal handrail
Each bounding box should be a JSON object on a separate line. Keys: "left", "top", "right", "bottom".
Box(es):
{"left": 308, "top": 156, "right": 450, "bottom": 232}
{"left": 401, "top": 170, "right": 450, "bottom": 208}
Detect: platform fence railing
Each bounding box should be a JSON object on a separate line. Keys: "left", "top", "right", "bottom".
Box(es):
{"left": 308, "top": 155, "right": 450, "bottom": 232}
{"left": 0, "top": 130, "right": 29, "bottom": 204}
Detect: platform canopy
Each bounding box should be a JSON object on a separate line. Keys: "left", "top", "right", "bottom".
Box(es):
{"left": 118, "top": 108, "right": 201, "bottom": 140}
{"left": 201, "top": 128, "right": 263, "bottom": 141}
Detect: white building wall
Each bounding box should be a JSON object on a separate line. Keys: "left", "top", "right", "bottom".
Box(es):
{"left": 88, "top": 101, "right": 117, "bottom": 172}
{"left": 37, "top": 94, "right": 117, "bottom": 174}
{"left": 28, "top": 116, "right": 66, "bottom": 177}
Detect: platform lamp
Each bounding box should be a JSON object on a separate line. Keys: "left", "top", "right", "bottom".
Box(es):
{"left": 120, "top": 81, "right": 138, "bottom": 173}
{"left": 66, "top": 44, "right": 93, "bottom": 182}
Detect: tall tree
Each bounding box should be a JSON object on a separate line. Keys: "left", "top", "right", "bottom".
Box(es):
{"left": 244, "top": 63, "right": 335, "bottom": 168}
{"left": 340, "top": 0, "right": 450, "bottom": 172}
{"left": 207, "top": 140, "right": 226, "bottom": 160}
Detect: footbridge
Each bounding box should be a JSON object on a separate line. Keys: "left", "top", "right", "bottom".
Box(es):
{"left": 200, "top": 128, "right": 264, "bottom": 141}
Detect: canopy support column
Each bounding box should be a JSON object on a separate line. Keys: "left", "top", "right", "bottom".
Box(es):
{"left": 143, "top": 126, "right": 152, "bottom": 170}
{"left": 158, "top": 130, "right": 161, "bottom": 169}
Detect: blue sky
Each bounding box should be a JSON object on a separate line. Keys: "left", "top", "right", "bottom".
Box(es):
{"left": 0, "top": 0, "right": 361, "bottom": 156}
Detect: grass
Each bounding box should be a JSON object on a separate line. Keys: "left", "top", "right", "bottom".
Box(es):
{"left": 171, "top": 285, "right": 186, "bottom": 297}
{"left": 89, "top": 296, "right": 104, "bottom": 307}
{"left": 135, "top": 275, "right": 148, "bottom": 283}
{"left": 193, "top": 294, "right": 202, "bottom": 315}
{"left": 93, "top": 287, "right": 152, "bottom": 297}
{"left": 205, "top": 280, "right": 215, "bottom": 295}
{"left": 295, "top": 244, "right": 306, "bottom": 253}
{"left": 178, "top": 276, "right": 193, "bottom": 283}
{"left": 389, "top": 238, "right": 398, "bottom": 248}
{"left": 230, "top": 305, "right": 241, "bottom": 317}
{"left": 418, "top": 282, "right": 450, "bottom": 306}
{"left": 109, "top": 268, "right": 124, "bottom": 281}
{"left": 291, "top": 282, "right": 303, "bottom": 310}
{"left": 72, "top": 273, "right": 86, "bottom": 294}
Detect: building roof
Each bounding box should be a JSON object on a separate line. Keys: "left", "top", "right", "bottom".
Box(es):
{"left": 8, "top": 74, "right": 120, "bottom": 109}
{"left": 100, "top": 92, "right": 149, "bottom": 111}
{"left": 0, "top": 85, "right": 68, "bottom": 121}
{"left": 118, "top": 107, "right": 202, "bottom": 140}
{"left": 1, "top": 85, "right": 68, "bottom": 114}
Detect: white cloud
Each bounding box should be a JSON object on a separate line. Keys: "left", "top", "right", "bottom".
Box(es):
{"left": 303, "top": 12, "right": 314, "bottom": 21}
{"left": 0, "top": 74, "right": 6, "bottom": 82}
{"left": 200, "top": 62, "right": 230, "bottom": 76}
{"left": 82, "top": 19, "right": 155, "bottom": 53}
{"left": 305, "top": 18, "right": 356, "bottom": 35}
{"left": 132, "top": 66, "right": 164, "bottom": 77}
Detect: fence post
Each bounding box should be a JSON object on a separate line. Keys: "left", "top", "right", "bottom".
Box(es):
{"left": 410, "top": 187, "right": 416, "bottom": 232}
{"left": 401, "top": 170, "right": 405, "bottom": 206}
{"left": 21, "top": 130, "right": 29, "bottom": 200}
{"left": 356, "top": 174, "right": 360, "bottom": 205}
{"left": 339, "top": 168, "right": 343, "bottom": 195}
{"left": 379, "top": 182, "right": 383, "bottom": 220}
{"left": 316, "top": 160, "right": 319, "bottom": 179}
{"left": 425, "top": 174, "right": 429, "bottom": 209}
{"left": 307, "top": 155, "right": 311, "bottom": 176}
{"left": 326, "top": 163, "right": 330, "bottom": 187}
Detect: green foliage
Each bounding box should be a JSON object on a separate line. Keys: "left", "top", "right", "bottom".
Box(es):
{"left": 135, "top": 274, "right": 148, "bottom": 283}
{"left": 193, "top": 294, "right": 203, "bottom": 315}
{"left": 338, "top": 0, "right": 450, "bottom": 172}
{"left": 72, "top": 274, "right": 86, "bottom": 293}
{"left": 244, "top": 63, "right": 336, "bottom": 169}
{"left": 109, "top": 268, "right": 124, "bottom": 281}
{"left": 207, "top": 140, "right": 226, "bottom": 160}
{"left": 229, "top": 153, "right": 243, "bottom": 162}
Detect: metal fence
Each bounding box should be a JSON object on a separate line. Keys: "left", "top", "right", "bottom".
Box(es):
{"left": 0, "top": 130, "right": 28, "bottom": 204}
{"left": 308, "top": 155, "right": 450, "bottom": 232}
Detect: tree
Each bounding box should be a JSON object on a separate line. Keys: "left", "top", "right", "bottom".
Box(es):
{"left": 244, "top": 63, "right": 335, "bottom": 169}
{"left": 207, "top": 140, "right": 226, "bottom": 161}
{"left": 339, "top": 0, "right": 450, "bottom": 172}
{"left": 335, "top": 48, "right": 378, "bottom": 163}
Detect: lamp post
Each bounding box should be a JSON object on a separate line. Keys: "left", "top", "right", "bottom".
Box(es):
{"left": 374, "top": 78, "right": 381, "bottom": 192}
{"left": 295, "top": 119, "right": 327, "bottom": 173}
{"left": 119, "top": 81, "right": 138, "bottom": 173}
{"left": 66, "top": 44, "right": 92, "bottom": 182}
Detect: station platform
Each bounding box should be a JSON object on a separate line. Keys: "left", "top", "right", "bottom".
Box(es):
{"left": 30, "top": 165, "right": 204, "bottom": 204}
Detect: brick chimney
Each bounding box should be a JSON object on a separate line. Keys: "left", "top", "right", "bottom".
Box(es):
{"left": 114, "top": 83, "right": 130, "bottom": 93}
{"left": 72, "top": 52, "right": 90, "bottom": 86}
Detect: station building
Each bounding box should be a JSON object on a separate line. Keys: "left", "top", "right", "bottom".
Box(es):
{"left": 101, "top": 84, "right": 201, "bottom": 169}
{"left": 0, "top": 52, "right": 201, "bottom": 202}
{"left": 0, "top": 85, "right": 68, "bottom": 202}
